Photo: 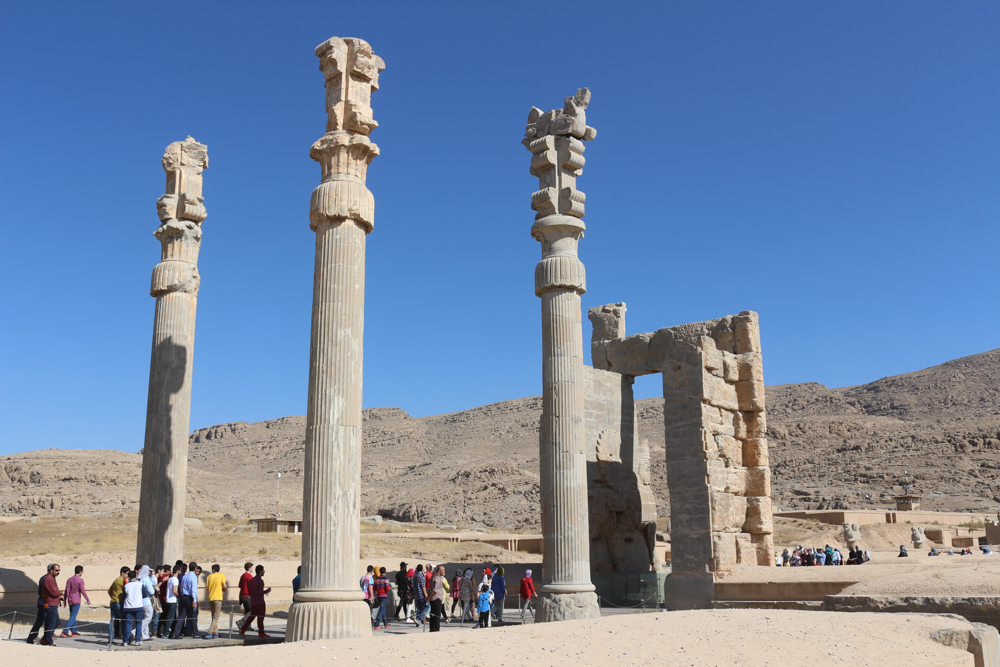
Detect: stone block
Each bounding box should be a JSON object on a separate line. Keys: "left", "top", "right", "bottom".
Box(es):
{"left": 704, "top": 348, "right": 724, "bottom": 377}
{"left": 665, "top": 425, "right": 710, "bottom": 460}
{"left": 705, "top": 374, "right": 739, "bottom": 411}
{"left": 588, "top": 303, "right": 626, "bottom": 342}
{"left": 742, "top": 437, "right": 769, "bottom": 467}
{"left": 736, "top": 352, "right": 763, "bottom": 383}
{"left": 745, "top": 466, "right": 771, "bottom": 497}
{"left": 931, "top": 623, "right": 1000, "bottom": 667}
{"left": 705, "top": 406, "right": 736, "bottom": 437}
{"left": 735, "top": 533, "right": 755, "bottom": 565}
{"left": 604, "top": 332, "right": 652, "bottom": 377}
{"left": 745, "top": 411, "right": 766, "bottom": 437}
{"left": 734, "top": 311, "right": 760, "bottom": 354}
{"left": 736, "top": 379, "right": 765, "bottom": 412}
{"left": 707, "top": 459, "right": 728, "bottom": 491}
{"left": 744, "top": 496, "right": 773, "bottom": 534}
{"left": 722, "top": 351, "right": 740, "bottom": 382}
{"left": 716, "top": 434, "right": 741, "bottom": 466}
{"left": 733, "top": 410, "right": 747, "bottom": 439}
{"left": 752, "top": 533, "right": 775, "bottom": 566}
{"left": 712, "top": 532, "right": 737, "bottom": 572}
{"left": 724, "top": 467, "right": 747, "bottom": 495}
{"left": 663, "top": 572, "right": 714, "bottom": 610}
{"left": 711, "top": 492, "right": 748, "bottom": 532}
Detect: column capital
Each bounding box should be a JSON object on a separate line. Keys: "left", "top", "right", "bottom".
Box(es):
{"left": 315, "top": 37, "right": 385, "bottom": 136}
{"left": 157, "top": 136, "right": 208, "bottom": 225}
{"left": 522, "top": 89, "right": 597, "bottom": 220}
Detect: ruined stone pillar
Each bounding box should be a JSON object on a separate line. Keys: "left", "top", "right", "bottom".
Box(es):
{"left": 286, "top": 36, "right": 384, "bottom": 643}
{"left": 136, "top": 137, "right": 209, "bottom": 567}
{"left": 523, "top": 89, "right": 600, "bottom": 622}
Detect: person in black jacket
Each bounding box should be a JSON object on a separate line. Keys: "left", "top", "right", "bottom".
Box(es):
{"left": 393, "top": 562, "right": 409, "bottom": 620}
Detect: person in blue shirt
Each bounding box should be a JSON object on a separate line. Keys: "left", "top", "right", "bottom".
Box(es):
{"left": 477, "top": 584, "right": 491, "bottom": 628}
{"left": 174, "top": 562, "right": 200, "bottom": 638}
{"left": 490, "top": 567, "right": 506, "bottom": 623}
{"left": 292, "top": 566, "right": 301, "bottom": 594}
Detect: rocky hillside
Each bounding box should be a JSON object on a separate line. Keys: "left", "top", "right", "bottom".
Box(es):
{"left": 2, "top": 349, "right": 997, "bottom": 530}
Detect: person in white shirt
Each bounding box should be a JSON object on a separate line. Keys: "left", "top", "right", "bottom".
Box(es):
{"left": 121, "top": 572, "right": 145, "bottom": 646}
{"left": 162, "top": 565, "right": 182, "bottom": 639}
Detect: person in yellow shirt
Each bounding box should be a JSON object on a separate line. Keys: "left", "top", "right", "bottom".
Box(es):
{"left": 204, "top": 564, "right": 228, "bottom": 639}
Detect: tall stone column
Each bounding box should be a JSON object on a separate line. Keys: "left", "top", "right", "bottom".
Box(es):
{"left": 136, "top": 137, "right": 209, "bottom": 567}
{"left": 286, "top": 36, "right": 384, "bottom": 642}
{"left": 523, "top": 89, "right": 601, "bottom": 622}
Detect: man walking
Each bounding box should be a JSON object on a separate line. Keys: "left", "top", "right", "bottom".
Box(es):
{"left": 205, "top": 564, "right": 227, "bottom": 639}
{"left": 238, "top": 564, "right": 271, "bottom": 638}
{"left": 237, "top": 562, "right": 253, "bottom": 627}
{"left": 427, "top": 565, "right": 447, "bottom": 630}
{"left": 61, "top": 565, "right": 90, "bottom": 638}
{"left": 393, "top": 562, "right": 408, "bottom": 620}
{"left": 26, "top": 563, "right": 62, "bottom": 646}
{"left": 106, "top": 566, "right": 129, "bottom": 642}
{"left": 372, "top": 567, "right": 390, "bottom": 629}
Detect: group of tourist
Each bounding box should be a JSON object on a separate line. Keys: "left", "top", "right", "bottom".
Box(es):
{"left": 24, "top": 558, "right": 535, "bottom": 646}
{"left": 778, "top": 545, "right": 869, "bottom": 566}
{"left": 373, "top": 562, "right": 537, "bottom": 630}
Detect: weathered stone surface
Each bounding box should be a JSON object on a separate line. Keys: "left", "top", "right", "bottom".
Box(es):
{"left": 136, "top": 136, "right": 209, "bottom": 568}
{"left": 526, "top": 89, "right": 599, "bottom": 623}
{"left": 931, "top": 622, "right": 1000, "bottom": 667}
{"left": 843, "top": 522, "right": 861, "bottom": 548}
{"left": 912, "top": 525, "right": 927, "bottom": 548}
{"left": 287, "top": 36, "right": 382, "bottom": 643}
{"left": 536, "top": 591, "right": 600, "bottom": 622}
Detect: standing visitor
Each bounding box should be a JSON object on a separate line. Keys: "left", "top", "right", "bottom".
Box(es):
{"left": 137, "top": 565, "right": 154, "bottom": 640}
{"left": 61, "top": 565, "right": 89, "bottom": 638}
{"left": 361, "top": 564, "right": 375, "bottom": 609}
{"left": 106, "top": 566, "right": 129, "bottom": 643}
{"left": 460, "top": 568, "right": 476, "bottom": 622}
{"left": 193, "top": 565, "right": 203, "bottom": 633}
{"left": 122, "top": 571, "right": 145, "bottom": 646}
{"left": 238, "top": 564, "right": 271, "bottom": 638}
{"left": 393, "top": 562, "right": 408, "bottom": 620}
{"left": 476, "top": 583, "right": 491, "bottom": 628}
{"left": 412, "top": 564, "right": 427, "bottom": 625}
{"left": 427, "top": 565, "right": 446, "bottom": 629}
{"left": 449, "top": 568, "right": 462, "bottom": 619}
{"left": 372, "top": 567, "right": 391, "bottom": 629}
{"left": 26, "top": 563, "right": 62, "bottom": 646}
{"left": 292, "top": 565, "right": 302, "bottom": 594}
{"left": 175, "top": 561, "right": 199, "bottom": 638}
{"left": 160, "top": 565, "right": 181, "bottom": 638}
{"left": 491, "top": 566, "right": 506, "bottom": 623}
{"left": 205, "top": 564, "right": 227, "bottom": 639}
{"left": 238, "top": 562, "right": 253, "bottom": 627}
{"left": 519, "top": 569, "right": 536, "bottom": 620}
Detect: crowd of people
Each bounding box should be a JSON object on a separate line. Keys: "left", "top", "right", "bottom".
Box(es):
{"left": 23, "top": 559, "right": 537, "bottom": 646}
{"left": 777, "top": 545, "right": 871, "bottom": 566}
{"left": 369, "top": 562, "right": 537, "bottom": 630}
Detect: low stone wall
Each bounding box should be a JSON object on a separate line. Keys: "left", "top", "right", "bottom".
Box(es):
{"left": 715, "top": 580, "right": 856, "bottom": 602}
{"left": 824, "top": 595, "right": 1000, "bottom": 633}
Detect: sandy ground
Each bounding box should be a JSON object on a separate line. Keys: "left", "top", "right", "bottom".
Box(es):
{"left": 0, "top": 610, "right": 980, "bottom": 666}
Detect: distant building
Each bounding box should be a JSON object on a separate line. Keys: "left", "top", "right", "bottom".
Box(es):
{"left": 894, "top": 494, "right": 921, "bottom": 511}
{"left": 250, "top": 517, "right": 303, "bottom": 534}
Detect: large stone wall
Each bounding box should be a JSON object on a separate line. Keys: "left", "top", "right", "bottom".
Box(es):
{"left": 590, "top": 306, "right": 773, "bottom": 608}
{"left": 583, "top": 366, "right": 659, "bottom": 574}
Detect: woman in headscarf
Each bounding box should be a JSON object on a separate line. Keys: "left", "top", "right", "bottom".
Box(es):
{"left": 137, "top": 566, "right": 155, "bottom": 640}
{"left": 519, "top": 568, "right": 536, "bottom": 620}
{"left": 459, "top": 568, "right": 476, "bottom": 622}
{"left": 491, "top": 566, "right": 507, "bottom": 623}
{"left": 449, "top": 568, "right": 463, "bottom": 619}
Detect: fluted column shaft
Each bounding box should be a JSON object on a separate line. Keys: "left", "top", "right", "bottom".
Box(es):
{"left": 286, "top": 35, "right": 383, "bottom": 642}
{"left": 301, "top": 218, "right": 365, "bottom": 595}
{"left": 539, "top": 285, "right": 592, "bottom": 588}
{"left": 137, "top": 137, "right": 208, "bottom": 568}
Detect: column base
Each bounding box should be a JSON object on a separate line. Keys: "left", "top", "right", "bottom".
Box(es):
{"left": 663, "top": 572, "right": 714, "bottom": 610}
{"left": 536, "top": 591, "right": 600, "bottom": 623}
{"left": 285, "top": 599, "right": 372, "bottom": 641}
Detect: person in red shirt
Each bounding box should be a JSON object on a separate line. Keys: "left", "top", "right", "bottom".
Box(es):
{"left": 519, "top": 569, "right": 536, "bottom": 620}
{"left": 237, "top": 562, "right": 253, "bottom": 627}
{"left": 26, "top": 563, "right": 62, "bottom": 646}
{"left": 238, "top": 565, "right": 271, "bottom": 638}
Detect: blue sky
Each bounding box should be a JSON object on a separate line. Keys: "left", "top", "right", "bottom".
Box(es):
{"left": 1, "top": 2, "right": 997, "bottom": 456}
